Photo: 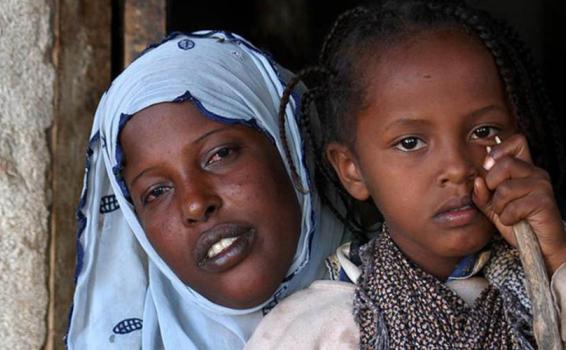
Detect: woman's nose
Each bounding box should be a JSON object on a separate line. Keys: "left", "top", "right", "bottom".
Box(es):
{"left": 437, "top": 144, "right": 478, "bottom": 187}
{"left": 179, "top": 181, "right": 222, "bottom": 224}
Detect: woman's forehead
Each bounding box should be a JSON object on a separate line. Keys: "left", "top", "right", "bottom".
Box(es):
{"left": 121, "top": 102, "right": 243, "bottom": 153}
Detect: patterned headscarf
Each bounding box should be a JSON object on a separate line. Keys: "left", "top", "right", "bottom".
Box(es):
{"left": 66, "top": 31, "right": 345, "bottom": 349}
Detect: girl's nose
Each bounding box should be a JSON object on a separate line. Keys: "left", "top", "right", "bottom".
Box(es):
{"left": 180, "top": 182, "right": 222, "bottom": 224}
{"left": 437, "top": 144, "right": 478, "bottom": 187}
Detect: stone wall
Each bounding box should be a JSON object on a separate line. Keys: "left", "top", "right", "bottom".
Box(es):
{"left": 0, "top": 1, "right": 110, "bottom": 348}
{"left": 0, "top": 0, "right": 54, "bottom": 349}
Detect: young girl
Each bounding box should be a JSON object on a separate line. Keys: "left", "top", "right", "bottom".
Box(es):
{"left": 246, "top": 1, "right": 566, "bottom": 348}
{"left": 66, "top": 31, "right": 345, "bottom": 349}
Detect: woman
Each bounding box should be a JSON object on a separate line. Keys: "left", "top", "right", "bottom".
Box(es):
{"left": 66, "top": 31, "right": 345, "bottom": 349}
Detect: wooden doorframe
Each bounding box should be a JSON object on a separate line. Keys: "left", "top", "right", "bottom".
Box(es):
{"left": 124, "top": 0, "right": 166, "bottom": 66}
{"left": 47, "top": 1, "right": 165, "bottom": 349}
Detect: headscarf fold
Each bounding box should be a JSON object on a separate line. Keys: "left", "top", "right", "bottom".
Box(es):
{"left": 67, "top": 31, "right": 345, "bottom": 349}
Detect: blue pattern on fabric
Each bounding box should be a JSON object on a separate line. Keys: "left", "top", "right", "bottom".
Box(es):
{"left": 135, "top": 30, "right": 278, "bottom": 73}
{"left": 113, "top": 318, "right": 143, "bottom": 334}
{"left": 262, "top": 285, "right": 288, "bottom": 315}
{"left": 100, "top": 195, "right": 120, "bottom": 214}
{"left": 177, "top": 38, "right": 195, "bottom": 50}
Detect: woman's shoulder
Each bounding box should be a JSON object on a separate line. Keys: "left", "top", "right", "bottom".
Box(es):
{"left": 245, "top": 280, "right": 358, "bottom": 349}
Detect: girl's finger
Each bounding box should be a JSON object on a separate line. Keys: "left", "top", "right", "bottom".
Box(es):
{"left": 496, "top": 191, "right": 566, "bottom": 258}
{"left": 483, "top": 155, "right": 549, "bottom": 191}
{"left": 473, "top": 176, "right": 498, "bottom": 222}
{"left": 473, "top": 176, "right": 515, "bottom": 244}
{"left": 497, "top": 192, "right": 548, "bottom": 226}
{"left": 489, "top": 177, "right": 553, "bottom": 216}
{"left": 472, "top": 176, "right": 491, "bottom": 209}
{"left": 488, "top": 133, "right": 532, "bottom": 164}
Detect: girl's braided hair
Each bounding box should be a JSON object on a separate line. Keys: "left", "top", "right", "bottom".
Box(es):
{"left": 279, "top": 0, "right": 565, "bottom": 247}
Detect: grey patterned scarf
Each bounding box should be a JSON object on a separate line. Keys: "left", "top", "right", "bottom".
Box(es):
{"left": 354, "top": 224, "right": 535, "bottom": 349}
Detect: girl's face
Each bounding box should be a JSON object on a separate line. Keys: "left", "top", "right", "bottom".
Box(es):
{"left": 120, "top": 102, "right": 301, "bottom": 309}
{"left": 328, "top": 29, "right": 518, "bottom": 279}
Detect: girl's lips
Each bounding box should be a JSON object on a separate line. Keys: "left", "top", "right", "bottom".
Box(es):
{"left": 433, "top": 203, "right": 479, "bottom": 227}
{"left": 194, "top": 223, "right": 256, "bottom": 273}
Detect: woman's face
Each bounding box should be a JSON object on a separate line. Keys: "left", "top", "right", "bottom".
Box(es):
{"left": 120, "top": 101, "right": 301, "bottom": 309}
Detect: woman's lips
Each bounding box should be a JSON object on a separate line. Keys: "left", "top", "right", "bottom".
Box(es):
{"left": 194, "top": 223, "right": 256, "bottom": 273}
{"left": 433, "top": 196, "right": 479, "bottom": 227}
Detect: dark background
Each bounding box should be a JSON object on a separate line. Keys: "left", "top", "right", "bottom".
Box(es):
{"left": 112, "top": 0, "right": 566, "bottom": 187}
{"left": 166, "top": 0, "right": 565, "bottom": 133}
{"left": 163, "top": 0, "right": 566, "bottom": 189}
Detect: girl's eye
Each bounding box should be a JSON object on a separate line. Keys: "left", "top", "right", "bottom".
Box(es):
{"left": 206, "top": 146, "right": 236, "bottom": 166}
{"left": 143, "top": 185, "right": 171, "bottom": 205}
{"left": 471, "top": 126, "right": 499, "bottom": 140}
{"left": 394, "top": 137, "right": 426, "bottom": 152}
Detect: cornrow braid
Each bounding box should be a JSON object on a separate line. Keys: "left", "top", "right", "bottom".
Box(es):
{"left": 297, "top": 85, "right": 356, "bottom": 202}
{"left": 278, "top": 66, "right": 372, "bottom": 236}
{"left": 298, "top": 92, "right": 371, "bottom": 235}
{"left": 431, "top": 1, "right": 565, "bottom": 190}
{"left": 277, "top": 66, "right": 336, "bottom": 193}
{"left": 318, "top": 6, "right": 371, "bottom": 64}
{"left": 502, "top": 21, "right": 566, "bottom": 189}
{"left": 294, "top": 0, "right": 565, "bottom": 238}
{"left": 316, "top": 0, "right": 564, "bottom": 194}
{"left": 277, "top": 71, "right": 307, "bottom": 193}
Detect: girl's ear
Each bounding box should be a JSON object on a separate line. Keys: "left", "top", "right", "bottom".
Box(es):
{"left": 326, "top": 143, "right": 370, "bottom": 201}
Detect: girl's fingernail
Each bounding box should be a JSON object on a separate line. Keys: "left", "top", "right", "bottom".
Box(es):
{"left": 473, "top": 178, "right": 479, "bottom": 196}
{"left": 483, "top": 156, "right": 495, "bottom": 170}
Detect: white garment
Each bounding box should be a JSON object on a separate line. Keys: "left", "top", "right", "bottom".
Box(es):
{"left": 66, "top": 31, "right": 345, "bottom": 349}
{"left": 246, "top": 248, "right": 566, "bottom": 349}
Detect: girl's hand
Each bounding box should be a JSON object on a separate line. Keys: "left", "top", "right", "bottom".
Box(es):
{"left": 472, "top": 133, "right": 566, "bottom": 275}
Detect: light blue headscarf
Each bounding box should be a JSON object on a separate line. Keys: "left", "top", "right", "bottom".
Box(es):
{"left": 66, "top": 31, "right": 345, "bottom": 349}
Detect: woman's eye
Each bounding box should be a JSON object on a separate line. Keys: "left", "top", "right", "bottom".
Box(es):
{"left": 394, "top": 137, "right": 426, "bottom": 152}
{"left": 206, "top": 146, "right": 236, "bottom": 166}
{"left": 143, "top": 185, "right": 171, "bottom": 205}
{"left": 471, "top": 126, "right": 499, "bottom": 140}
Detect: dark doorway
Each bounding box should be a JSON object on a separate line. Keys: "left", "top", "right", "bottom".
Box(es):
{"left": 167, "top": 0, "right": 564, "bottom": 122}
{"left": 166, "top": 0, "right": 360, "bottom": 71}
{"left": 166, "top": 0, "right": 566, "bottom": 193}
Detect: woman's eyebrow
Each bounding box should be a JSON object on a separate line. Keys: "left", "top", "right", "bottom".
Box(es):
{"left": 129, "top": 165, "right": 158, "bottom": 190}
{"left": 193, "top": 125, "right": 233, "bottom": 144}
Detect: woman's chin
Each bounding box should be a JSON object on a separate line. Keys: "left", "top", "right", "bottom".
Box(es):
{"left": 207, "top": 289, "right": 275, "bottom": 310}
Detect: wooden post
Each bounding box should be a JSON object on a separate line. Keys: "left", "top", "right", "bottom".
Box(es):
{"left": 49, "top": 1, "right": 111, "bottom": 349}
{"left": 123, "top": 0, "right": 167, "bottom": 66}
{"left": 513, "top": 221, "right": 562, "bottom": 349}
